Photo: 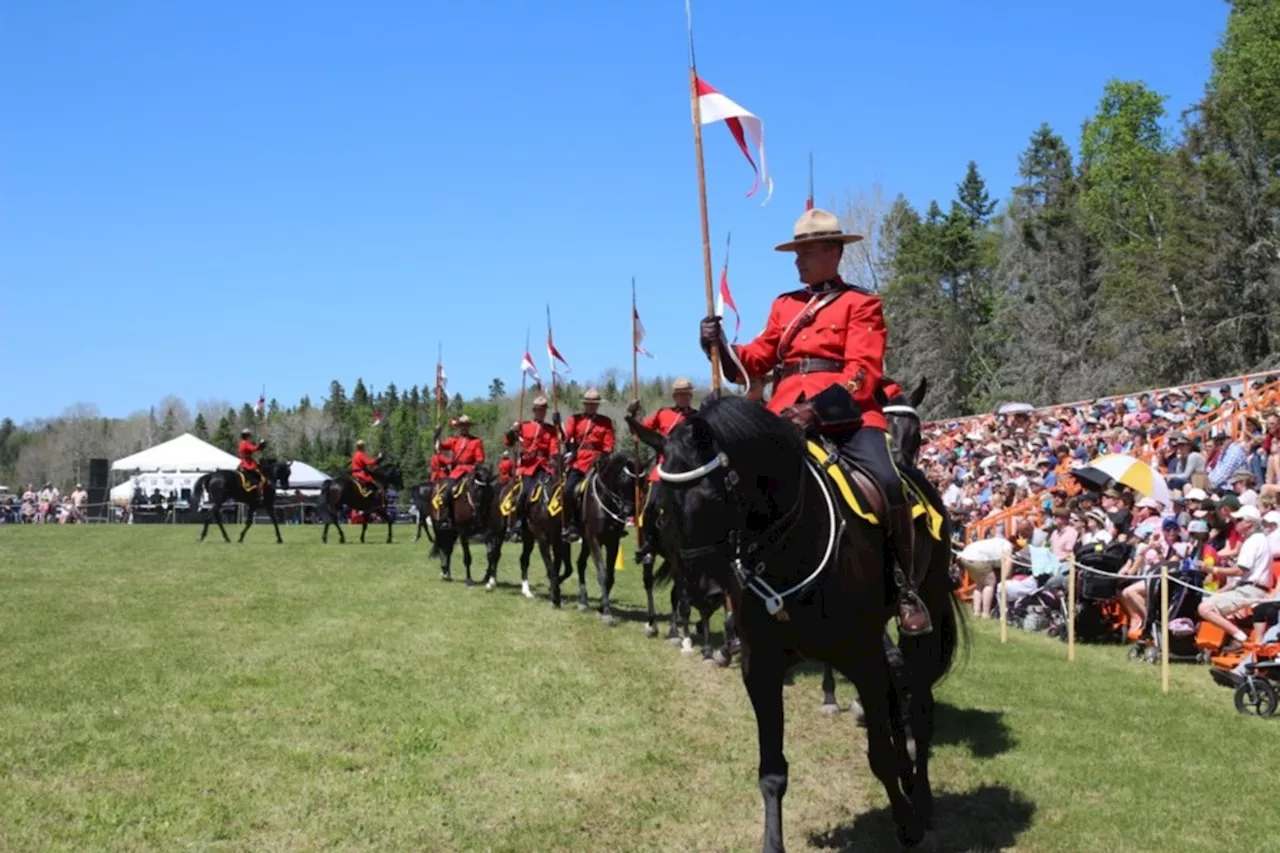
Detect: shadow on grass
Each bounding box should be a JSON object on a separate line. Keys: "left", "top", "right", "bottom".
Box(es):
{"left": 808, "top": 784, "right": 1035, "bottom": 853}
{"left": 933, "top": 702, "right": 1015, "bottom": 759}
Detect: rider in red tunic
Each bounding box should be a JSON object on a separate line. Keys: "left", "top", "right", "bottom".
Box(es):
{"left": 350, "top": 440, "right": 382, "bottom": 494}
{"left": 626, "top": 377, "right": 696, "bottom": 566}
{"left": 497, "top": 452, "right": 515, "bottom": 484}
{"left": 699, "top": 208, "right": 930, "bottom": 635}
{"left": 435, "top": 415, "right": 486, "bottom": 526}
{"left": 237, "top": 428, "right": 267, "bottom": 494}
{"left": 561, "top": 388, "right": 616, "bottom": 541}
{"left": 504, "top": 395, "right": 560, "bottom": 536}
{"left": 430, "top": 452, "right": 452, "bottom": 484}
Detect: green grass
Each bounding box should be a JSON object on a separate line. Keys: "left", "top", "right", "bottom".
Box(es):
{"left": 0, "top": 526, "right": 1276, "bottom": 853}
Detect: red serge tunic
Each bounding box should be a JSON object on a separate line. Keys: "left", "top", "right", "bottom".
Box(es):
{"left": 439, "top": 435, "right": 485, "bottom": 478}
{"left": 564, "top": 413, "right": 616, "bottom": 473}
{"left": 732, "top": 283, "right": 888, "bottom": 431}
{"left": 506, "top": 421, "right": 560, "bottom": 476}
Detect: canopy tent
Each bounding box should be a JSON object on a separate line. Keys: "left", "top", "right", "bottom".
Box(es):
{"left": 112, "top": 433, "right": 239, "bottom": 473}
{"left": 282, "top": 461, "right": 331, "bottom": 491}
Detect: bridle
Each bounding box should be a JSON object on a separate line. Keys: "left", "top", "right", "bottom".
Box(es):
{"left": 656, "top": 436, "right": 842, "bottom": 619}
{"left": 591, "top": 456, "right": 639, "bottom": 527}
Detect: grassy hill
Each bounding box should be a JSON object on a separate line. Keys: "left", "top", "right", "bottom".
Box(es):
{"left": 1, "top": 527, "right": 1274, "bottom": 852}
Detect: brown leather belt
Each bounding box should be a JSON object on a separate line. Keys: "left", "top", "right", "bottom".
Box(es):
{"left": 778, "top": 357, "right": 844, "bottom": 379}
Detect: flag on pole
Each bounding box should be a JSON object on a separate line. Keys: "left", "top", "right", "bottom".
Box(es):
{"left": 716, "top": 234, "right": 740, "bottom": 341}
{"left": 633, "top": 306, "right": 654, "bottom": 358}
{"left": 371, "top": 410, "right": 384, "bottom": 427}
{"left": 435, "top": 362, "right": 448, "bottom": 405}
{"left": 521, "top": 350, "right": 543, "bottom": 389}
{"left": 694, "top": 77, "right": 772, "bottom": 204}
{"left": 547, "top": 327, "right": 571, "bottom": 380}
{"left": 806, "top": 151, "right": 815, "bottom": 211}
{"left": 254, "top": 391, "right": 265, "bottom": 417}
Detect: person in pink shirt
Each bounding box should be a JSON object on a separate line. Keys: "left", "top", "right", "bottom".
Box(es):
{"left": 1048, "top": 507, "right": 1079, "bottom": 561}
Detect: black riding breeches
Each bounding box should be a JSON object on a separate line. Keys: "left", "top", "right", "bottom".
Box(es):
{"left": 836, "top": 426, "right": 904, "bottom": 506}
{"left": 637, "top": 481, "right": 662, "bottom": 555}
{"left": 564, "top": 468, "right": 585, "bottom": 517}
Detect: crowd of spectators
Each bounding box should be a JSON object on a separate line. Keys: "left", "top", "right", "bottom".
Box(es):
{"left": 2, "top": 483, "right": 88, "bottom": 524}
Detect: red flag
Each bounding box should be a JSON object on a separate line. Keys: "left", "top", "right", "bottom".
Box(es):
{"left": 371, "top": 410, "right": 383, "bottom": 427}
{"left": 547, "top": 330, "right": 570, "bottom": 376}
{"left": 805, "top": 195, "right": 814, "bottom": 211}
{"left": 716, "top": 265, "right": 740, "bottom": 341}
{"left": 520, "top": 351, "right": 542, "bottom": 387}
{"left": 695, "top": 77, "right": 772, "bottom": 204}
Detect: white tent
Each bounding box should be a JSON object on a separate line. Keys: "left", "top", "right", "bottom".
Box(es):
{"left": 284, "top": 460, "right": 331, "bottom": 490}
{"left": 112, "top": 433, "right": 239, "bottom": 473}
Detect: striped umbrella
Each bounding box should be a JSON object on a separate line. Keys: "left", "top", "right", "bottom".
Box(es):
{"left": 1072, "top": 454, "right": 1171, "bottom": 508}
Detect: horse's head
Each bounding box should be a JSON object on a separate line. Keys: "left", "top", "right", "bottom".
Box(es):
{"left": 883, "top": 377, "right": 926, "bottom": 466}
{"left": 261, "top": 459, "right": 291, "bottom": 489}
{"left": 376, "top": 462, "right": 404, "bottom": 490}
{"left": 473, "top": 462, "right": 496, "bottom": 489}
{"left": 598, "top": 450, "right": 640, "bottom": 516}
{"left": 656, "top": 395, "right": 804, "bottom": 587}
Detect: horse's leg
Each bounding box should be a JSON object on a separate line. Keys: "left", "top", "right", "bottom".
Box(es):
{"left": 713, "top": 601, "right": 735, "bottom": 668}
{"left": 461, "top": 535, "right": 474, "bottom": 586}
{"left": 267, "top": 499, "right": 283, "bottom": 544}
{"left": 575, "top": 541, "right": 591, "bottom": 612}
{"left": 213, "top": 500, "right": 231, "bottom": 543}
{"left": 386, "top": 511, "right": 394, "bottom": 544}
{"left": 642, "top": 554, "right": 658, "bottom": 637}
{"left": 518, "top": 532, "right": 534, "bottom": 598}
{"left": 199, "top": 505, "right": 212, "bottom": 542}
{"left": 821, "top": 664, "right": 840, "bottom": 716}
{"left": 485, "top": 527, "right": 501, "bottom": 590}
{"left": 439, "top": 533, "right": 453, "bottom": 581}
{"left": 360, "top": 517, "right": 368, "bottom": 544}
{"left": 595, "top": 535, "right": 615, "bottom": 626}
{"left": 841, "top": 652, "right": 929, "bottom": 850}
{"left": 238, "top": 502, "right": 255, "bottom": 543}
{"left": 742, "top": 649, "right": 789, "bottom": 853}
{"left": 538, "top": 539, "right": 560, "bottom": 607}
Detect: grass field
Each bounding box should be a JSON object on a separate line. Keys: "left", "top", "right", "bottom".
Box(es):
{"left": 1, "top": 526, "right": 1276, "bottom": 853}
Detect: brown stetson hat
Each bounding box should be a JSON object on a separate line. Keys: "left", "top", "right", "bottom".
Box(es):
{"left": 774, "top": 208, "right": 864, "bottom": 252}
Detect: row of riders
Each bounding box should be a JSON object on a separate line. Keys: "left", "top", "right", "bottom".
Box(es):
{"left": 210, "top": 208, "right": 959, "bottom": 851}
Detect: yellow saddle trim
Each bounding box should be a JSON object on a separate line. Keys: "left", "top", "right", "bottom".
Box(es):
{"left": 530, "top": 484, "right": 544, "bottom": 504}
{"left": 237, "top": 469, "right": 259, "bottom": 492}
{"left": 547, "top": 483, "right": 564, "bottom": 517}
{"left": 499, "top": 482, "right": 520, "bottom": 517}
{"left": 806, "top": 441, "right": 879, "bottom": 527}
{"left": 453, "top": 475, "right": 470, "bottom": 498}
{"left": 576, "top": 474, "right": 590, "bottom": 499}
{"left": 431, "top": 490, "right": 443, "bottom": 510}
{"left": 803, "top": 440, "right": 942, "bottom": 542}
{"left": 354, "top": 479, "right": 374, "bottom": 499}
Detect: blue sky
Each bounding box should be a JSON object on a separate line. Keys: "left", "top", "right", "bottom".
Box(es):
{"left": 1, "top": 1, "right": 1229, "bottom": 422}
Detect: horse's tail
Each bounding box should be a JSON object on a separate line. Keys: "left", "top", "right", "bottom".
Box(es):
{"left": 902, "top": 514, "right": 968, "bottom": 686}
{"left": 191, "top": 474, "right": 211, "bottom": 510}
{"left": 316, "top": 479, "right": 335, "bottom": 520}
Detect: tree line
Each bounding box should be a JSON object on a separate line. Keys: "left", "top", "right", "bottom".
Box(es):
{"left": 874, "top": 1, "right": 1279, "bottom": 416}
{"left": 1, "top": 374, "right": 686, "bottom": 491}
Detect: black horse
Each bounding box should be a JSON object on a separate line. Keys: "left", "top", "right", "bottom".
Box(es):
{"left": 432, "top": 464, "right": 496, "bottom": 585}
{"left": 318, "top": 462, "right": 404, "bottom": 544}
{"left": 646, "top": 395, "right": 962, "bottom": 852}
{"left": 570, "top": 451, "right": 639, "bottom": 625}
{"left": 480, "top": 477, "right": 525, "bottom": 594}
{"left": 517, "top": 470, "right": 574, "bottom": 606}
{"left": 409, "top": 482, "right": 436, "bottom": 546}
{"left": 192, "top": 460, "right": 292, "bottom": 543}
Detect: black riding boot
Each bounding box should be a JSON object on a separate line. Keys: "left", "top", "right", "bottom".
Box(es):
{"left": 889, "top": 502, "right": 931, "bottom": 636}
{"left": 564, "top": 493, "right": 581, "bottom": 542}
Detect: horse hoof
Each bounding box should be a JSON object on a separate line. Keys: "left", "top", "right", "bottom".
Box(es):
{"left": 680, "top": 638, "right": 695, "bottom": 655}
{"left": 712, "top": 649, "right": 731, "bottom": 668}
{"left": 902, "top": 829, "right": 938, "bottom": 852}
{"left": 600, "top": 614, "right": 614, "bottom": 627}
{"left": 577, "top": 603, "right": 589, "bottom": 613}
{"left": 820, "top": 703, "right": 841, "bottom": 717}
{"left": 465, "top": 579, "right": 475, "bottom": 588}
{"left": 667, "top": 636, "right": 683, "bottom": 646}
{"left": 701, "top": 655, "right": 720, "bottom": 666}
{"left": 644, "top": 623, "right": 659, "bottom": 638}
{"left": 485, "top": 579, "right": 496, "bottom": 591}
{"left": 850, "top": 700, "right": 867, "bottom": 727}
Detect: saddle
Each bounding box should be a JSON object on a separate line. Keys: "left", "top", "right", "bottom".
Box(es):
{"left": 432, "top": 473, "right": 472, "bottom": 510}
{"left": 237, "top": 468, "right": 263, "bottom": 493}
{"left": 529, "top": 482, "right": 565, "bottom": 517}
{"left": 499, "top": 481, "right": 521, "bottom": 517}
{"left": 353, "top": 478, "right": 377, "bottom": 499}
{"left": 805, "top": 440, "right": 943, "bottom": 542}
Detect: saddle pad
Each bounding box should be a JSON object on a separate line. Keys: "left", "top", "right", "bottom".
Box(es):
{"left": 453, "top": 476, "right": 469, "bottom": 498}
{"left": 354, "top": 479, "right": 374, "bottom": 499}
{"left": 547, "top": 483, "right": 564, "bottom": 518}
{"left": 804, "top": 440, "right": 943, "bottom": 542}
{"left": 431, "top": 491, "right": 443, "bottom": 510}
{"left": 237, "top": 470, "right": 254, "bottom": 492}
{"left": 576, "top": 474, "right": 591, "bottom": 499}
{"left": 805, "top": 441, "right": 880, "bottom": 527}
{"left": 499, "top": 482, "right": 520, "bottom": 517}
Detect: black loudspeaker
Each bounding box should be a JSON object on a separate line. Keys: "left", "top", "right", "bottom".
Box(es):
{"left": 87, "top": 458, "right": 110, "bottom": 520}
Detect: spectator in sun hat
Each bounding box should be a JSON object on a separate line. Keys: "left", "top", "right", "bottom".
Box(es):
{"left": 1198, "top": 503, "right": 1274, "bottom": 650}
{"left": 1171, "top": 491, "right": 1190, "bottom": 528}
{"left": 1132, "top": 497, "right": 1164, "bottom": 539}
{"left": 1231, "top": 468, "right": 1259, "bottom": 506}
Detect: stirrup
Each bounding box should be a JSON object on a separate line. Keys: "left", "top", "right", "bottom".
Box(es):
{"left": 896, "top": 588, "right": 933, "bottom": 637}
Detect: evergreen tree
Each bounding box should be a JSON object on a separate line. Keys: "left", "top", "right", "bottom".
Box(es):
{"left": 212, "top": 415, "right": 236, "bottom": 453}
{"left": 352, "top": 378, "right": 370, "bottom": 408}
{"left": 160, "top": 407, "right": 179, "bottom": 441}
{"left": 488, "top": 378, "right": 506, "bottom": 400}
{"left": 956, "top": 160, "right": 997, "bottom": 227}
{"left": 192, "top": 413, "right": 210, "bottom": 440}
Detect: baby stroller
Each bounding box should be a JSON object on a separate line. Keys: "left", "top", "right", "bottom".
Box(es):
{"left": 1006, "top": 547, "right": 1069, "bottom": 636}
{"left": 1067, "top": 540, "right": 1132, "bottom": 644}
{"left": 1126, "top": 558, "right": 1207, "bottom": 665}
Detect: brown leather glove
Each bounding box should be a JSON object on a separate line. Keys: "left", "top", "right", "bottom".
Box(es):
{"left": 780, "top": 402, "right": 817, "bottom": 435}
{"left": 699, "top": 315, "right": 722, "bottom": 352}
{"left": 625, "top": 400, "right": 642, "bottom": 418}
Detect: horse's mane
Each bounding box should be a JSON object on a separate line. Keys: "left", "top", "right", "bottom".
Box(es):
{"left": 695, "top": 395, "right": 805, "bottom": 477}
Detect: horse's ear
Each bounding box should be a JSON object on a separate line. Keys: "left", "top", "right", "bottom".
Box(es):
{"left": 636, "top": 427, "right": 665, "bottom": 455}
{"left": 911, "top": 377, "right": 928, "bottom": 408}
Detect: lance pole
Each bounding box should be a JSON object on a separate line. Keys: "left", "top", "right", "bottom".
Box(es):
{"left": 686, "top": 0, "right": 720, "bottom": 391}
{"left": 631, "top": 277, "right": 643, "bottom": 517}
